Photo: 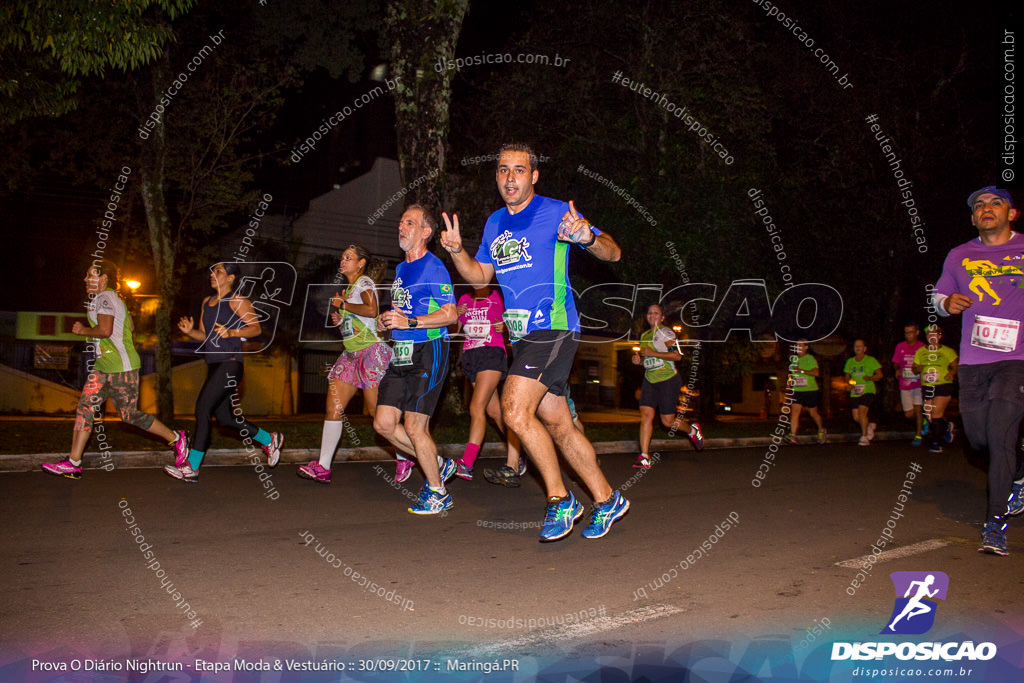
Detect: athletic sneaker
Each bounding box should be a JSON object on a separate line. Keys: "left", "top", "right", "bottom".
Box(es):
{"left": 261, "top": 432, "right": 284, "bottom": 467}
{"left": 517, "top": 456, "right": 528, "bottom": 477}
{"left": 41, "top": 459, "right": 82, "bottom": 480}
{"left": 866, "top": 423, "right": 876, "bottom": 440}
{"left": 928, "top": 443, "right": 943, "bottom": 454}
{"left": 858, "top": 436, "right": 870, "bottom": 446}
{"left": 438, "top": 457, "right": 456, "bottom": 484}
{"left": 484, "top": 465, "right": 521, "bottom": 487}
{"left": 1007, "top": 482, "right": 1024, "bottom": 517}
{"left": 164, "top": 463, "right": 198, "bottom": 483}
{"left": 171, "top": 430, "right": 191, "bottom": 468}
{"left": 979, "top": 520, "right": 1009, "bottom": 556}
{"left": 408, "top": 483, "right": 452, "bottom": 515}
{"left": 633, "top": 454, "right": 652, "bottom": 469}
{"left": 817, "top": 429, "right": 827, "bottom": 445}
{"left": 689, "top": 422, "right": 705, "bottom": 451}
{"left": 581, "top": 490, "right": 631, "bottom": 539}
{"left": 922, "top": 421, "right": 930, "bottom": 436}
{"left": 538, "top": 491, "right": 584, "bottom": 542}
{"left": 297, "top": 461, "right": 331, "bottom": 484}
{"left": 787, "top": 434, "right": 799, "bottom": 445}
{"left": 911, "top": 435, "right": 923, "bottom": 447}
{"left": 395, "top": 456, "right": 414, "bottom": 483}
{"left": 944, "top": 422, "right": 955, "bottom": 444}
{"left": 455, "top": 459, "right": 473, "bottom": 481}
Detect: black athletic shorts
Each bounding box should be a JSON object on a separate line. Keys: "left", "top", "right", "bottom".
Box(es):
{"left": 508, "top": 330, "right": 577, "bottom": 397}
{"left": 639, "top": 374, "right": 682, "bottom": 415}
{"left": 461, "top": 346, "right": 507, "bottom": 384}
{"left": 794, "top": 390, "right": 820, "bottom": 408}
{"left": 378, "top": 338, "right": 449, "bottom": 416}
{"left": 923, "top": 383, "right": 954, "bottom": 399}
{"left": 850, "top": 392, "right": 876, "bottom": 409}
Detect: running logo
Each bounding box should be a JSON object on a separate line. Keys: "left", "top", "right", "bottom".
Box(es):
{"left": 391, "top": 278, "right": 410, "bottom": 309}
{"left": 490, "top": 230, "right": 531, "bottom": 268}
{"left": 881, "top": 571, "right": 948, "bottom": 635}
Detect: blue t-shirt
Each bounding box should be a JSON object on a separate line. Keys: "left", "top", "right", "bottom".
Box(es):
{"left": 474, "top": 195, "right": 601, "bottom": 340}
{"left": 390, "top": 251, "right": 455, "bottom": 343}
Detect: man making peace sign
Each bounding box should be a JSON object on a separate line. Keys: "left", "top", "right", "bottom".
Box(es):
{"left": 441, "top": 142, "right": 627, "bottom": 542}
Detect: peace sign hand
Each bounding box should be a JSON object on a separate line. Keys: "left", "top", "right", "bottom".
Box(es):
{"left": 440, "top": 212, "right": 464, "bottom": 254}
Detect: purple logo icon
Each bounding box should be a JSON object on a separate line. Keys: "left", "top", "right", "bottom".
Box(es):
{"left": 881, "top": 571, "right": 949, "bottom": 635}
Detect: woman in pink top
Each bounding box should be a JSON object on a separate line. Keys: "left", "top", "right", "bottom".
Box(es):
{"left": 453, "top": 286, "right": 522, "bottom": 481}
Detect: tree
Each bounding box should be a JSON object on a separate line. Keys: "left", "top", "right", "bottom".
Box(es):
{"left": 383, "top": 0, "right": 470, "bottom": 210}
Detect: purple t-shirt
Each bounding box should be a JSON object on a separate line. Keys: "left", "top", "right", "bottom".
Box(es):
{"left": 457, "top": 291, "right": 506, "bottom": 351}
{"left": 892, "top": 341, "right": 925, "bottom": 390}
{"left": 935, "top": 232, "right": 1024, "bottom": 365}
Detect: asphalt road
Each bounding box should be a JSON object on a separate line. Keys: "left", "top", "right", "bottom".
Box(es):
{"left": 2, "top": 440, "right": 1022, "bottom": 681}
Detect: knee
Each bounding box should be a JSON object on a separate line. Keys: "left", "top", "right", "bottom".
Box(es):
{"left": 404, "top": 419, "right": 427, "bottom": 440}
{"left": 373, "top": 415, "right": 395, "bottom": 438}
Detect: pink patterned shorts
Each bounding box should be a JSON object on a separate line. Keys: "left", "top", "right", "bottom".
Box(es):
{"left": 327, "top": 342, "right": 393, "bottom": 389}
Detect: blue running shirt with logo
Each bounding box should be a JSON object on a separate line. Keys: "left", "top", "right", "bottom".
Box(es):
{"left": 474, "top": 195, "right": 600, "bottom": 341}
{"left": 390, "top": 251, "right": 454, "bottom": 343}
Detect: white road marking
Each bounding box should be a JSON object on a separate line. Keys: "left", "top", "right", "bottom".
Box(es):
{"left": 834, "top": 539, "right": 951, "bottom": 568}
{"left": 468, "top": 603, "right": 684, "bottom": 657}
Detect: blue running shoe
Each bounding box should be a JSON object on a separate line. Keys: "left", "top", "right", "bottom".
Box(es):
{"left": 979, "top": 520, "right": 1009, "bottom": 556}
{"left": 944, "top": 422, "right": 954, "bottom": 444}
{"left": 1007, "top": 481, "right": 1024, "bottom": 517}
{"left": 408, "top": 483, "right": 452, "bottom": 515}
{"left": 911, "top": 435, "right": 922, "bottom": 447}
{"left": 581, "top": 491, "right": 631, "bottom": 539}
{"left": 539, "top": 492, "right": 584, "bottom": 542}
{"left": 438, "top": 457, "right": 456, "bottom": 484}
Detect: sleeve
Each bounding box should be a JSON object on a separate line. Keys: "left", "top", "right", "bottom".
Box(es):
{"left": 457, "top": 293, "right": 470, "bottom": 324}
{"left": 654, "top": 327, "right": 676, "bottom": 349}
{"left": 891, "top": 346, "right": 901, "bottom": 364}
{"left": 349, "top": 276, "right": 372, "bottom": 303}
{"left": 843, "top": 358, "right": 852, "bottom": 374}
{"left": 432, "top": 261, "right": 455, "bottom": 307}
{"left": 948, "top": 346, "right": 959, "bottom": 362}
{"left": 95, "top": 291, "right": 118, "bottom": 317}
{"left": 488, "top": 291, "right": 504, "bottom": 323}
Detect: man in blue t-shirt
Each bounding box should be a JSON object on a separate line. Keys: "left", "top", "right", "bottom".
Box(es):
{"left": 441, "top": 142, "right": 629, "bottom": 542}
{"left": 374, "top": 204, "right": 458, "bottom": 515}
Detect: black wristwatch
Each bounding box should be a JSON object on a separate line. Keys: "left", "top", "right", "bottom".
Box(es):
{"left": 407, "top": 316, "right": 419, "bottom": 329}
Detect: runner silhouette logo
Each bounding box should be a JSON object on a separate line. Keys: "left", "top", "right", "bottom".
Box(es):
{"left": 881, "top": 571, "right": 949, "bottom": 635}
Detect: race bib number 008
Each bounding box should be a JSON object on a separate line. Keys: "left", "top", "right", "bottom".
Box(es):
{"left": 503, "top": 309, "right": 530, "bottom": 342}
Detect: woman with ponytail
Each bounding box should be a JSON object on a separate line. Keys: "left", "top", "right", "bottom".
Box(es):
{"left": 164, "top": 262, "right": 284, "bottom": 482}
{"left": 42, "top": 260, "right": 190, "bottom": 479}
{"left": 298, "top": 245, "right": 393, "bottom": 484}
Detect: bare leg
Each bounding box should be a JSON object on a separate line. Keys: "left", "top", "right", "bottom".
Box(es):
{"left": 502, "top": 375, "right": 568, "bottom": 499}
{"left": 374, "top": 405, "right": 417, "bottom": 455}
{"left": 404, "top": 412, "right": 441, "bottom": 487}
{"left": 639, "top": 405, "right": 656, "bottom": 454}
{"left": 537, "top": 391, "right": 613, "bottom": 503}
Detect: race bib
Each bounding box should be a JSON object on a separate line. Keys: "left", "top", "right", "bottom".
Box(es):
{"left": 923, "top": 369, "right": 939, "bottom": 383}
{"left": 643, "top": 356, "right": 664, "bottom": 370}
{"left": 851, "top": 384, "right": 865, "bottom": 397}
{"left": 902, "top": 367, "right": 915, "bottom": 379}
{"left": 391, "top": 340, "right": 413, "bottom": 366}
{"left": 971, "top": 315, "right": 1019, "bottom": 353}
{"left": 792, "top": 375, "right": 808, "bottom": 388}
{"left": 503, "top": 309, "right": 530, "bottom": 342}
{"left": 465, "top": 321, "right": 491, "bottom": 340}
{"left": 341, "top": 315, "right": 355, "bottom": 339}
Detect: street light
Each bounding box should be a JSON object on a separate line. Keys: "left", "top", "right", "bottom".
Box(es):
{"left": 125, "top": 279, "right": 141, "bottom": 291}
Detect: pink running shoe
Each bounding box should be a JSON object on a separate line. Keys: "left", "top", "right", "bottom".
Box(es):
{"left": 42, "top": 459, "right": 82, "bottom": 480}
{"left": 455, "top": 458, "right": 474, "bottom": 481}
{"left": 297, "top": 461, "right": 331, "bottom": 484}
{"left": 261, "top": 432, "right": 284, "bottom": 467}
{"left": 689, "top": 422, "right": 705, "bottom": 451}
{"left": 171, "top": 430, "right": 191, "bottom": 468}
{"left": 395, "top": 456, "right": 414, "bottom": 483}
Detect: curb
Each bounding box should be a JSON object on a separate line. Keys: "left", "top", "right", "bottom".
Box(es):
{"left": 0, "top": 432, "right": 917, "bottom": 473}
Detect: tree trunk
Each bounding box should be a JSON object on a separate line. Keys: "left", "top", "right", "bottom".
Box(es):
{"left": 384, "top": 0, "right": 469, "bottom": 211}
{"left": 137, "top": 56, "right": 178, "bottom": 423}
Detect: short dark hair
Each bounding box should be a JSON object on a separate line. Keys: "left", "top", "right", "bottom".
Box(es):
{"left": 405, "top": 203, "right": 438, "bottom": 243}
{"left": 498, "top": 142, "right": 539, "bottom": 172}
{"left": 89, "top": 259, "right": 121, "bottom": 291}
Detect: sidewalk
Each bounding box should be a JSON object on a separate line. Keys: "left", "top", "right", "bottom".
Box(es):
{"left": 0, "top": 430, "right": 917, "bottom": 473}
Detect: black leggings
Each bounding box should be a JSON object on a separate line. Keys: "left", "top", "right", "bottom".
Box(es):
{"left": 193, "top": 361, "right": 261, "bottom": 452}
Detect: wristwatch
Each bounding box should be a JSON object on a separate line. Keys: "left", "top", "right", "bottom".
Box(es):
{"left": 407, "top": 316, "right": 419, "bottom": 329}
{"left": 579, "top": 230, "right": 597, "bottom": 248}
